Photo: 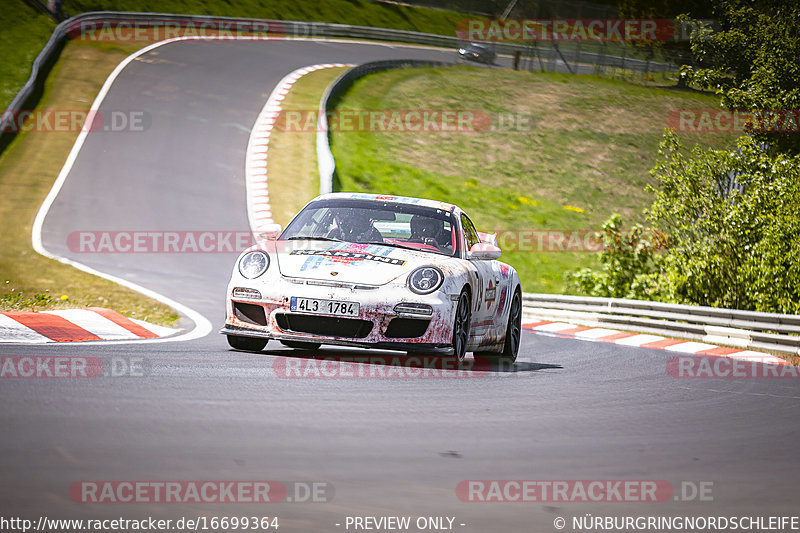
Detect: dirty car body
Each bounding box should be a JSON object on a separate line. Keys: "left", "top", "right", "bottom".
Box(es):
{"left": 220, "top": 193, "right": 522, "bottom": 361}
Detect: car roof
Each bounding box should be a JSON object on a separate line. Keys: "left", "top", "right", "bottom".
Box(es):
{"left": 314, "top": 192, "right": 462, "bottom": 214}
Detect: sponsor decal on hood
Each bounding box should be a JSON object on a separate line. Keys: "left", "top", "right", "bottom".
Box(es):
{"left": 275, "top": 242, "right": 437, "bottom": 285}
{"left": 289, "top": 249, "right": 406, "bottom": 266}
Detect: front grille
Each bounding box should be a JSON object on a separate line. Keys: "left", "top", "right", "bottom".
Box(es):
{"left": 234, "top": 302, "right": 267, "bottom": 326}
{"left": 275, "top": 313, "right": 373, "bottom": 338}
{"left": 385, "top": 318, "right": 430, "bottom": 339}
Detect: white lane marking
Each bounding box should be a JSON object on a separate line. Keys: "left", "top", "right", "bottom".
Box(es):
{"left": 130, "top": 317, "right": 178, "bottom": 337}
{"left": 664, "top": 341, "right": 719, "bottom": 354}
{"left": 531, "top": 322, "right": 579, "bottom": 333}
{"left": 28, "top": 36, "right": 450, "bottom": 344}
{"left": 42, "top": 309, "right": 141, "bottom": 340}
{"left": 0, "top": 314, "right": 51, "bottom": 343}
{"left": 573, "top": 327, "right": 619, "bottom": 339}
{"left": 613, "top": 334, "right": 665, "bottom": 346}
{"left": 524, "top": 317, "right": 795, "bottom": 365}
{"left": 726, "top": 350, "right": 788, "bottom": 364}
{"left": 30, "top": 39, "right": 214, "bottom": 343}
{"left": 245, "top": 63, "right": 353, "bottom": 231}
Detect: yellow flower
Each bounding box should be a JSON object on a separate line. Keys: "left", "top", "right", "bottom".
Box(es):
{"left": 517, "top": 196, "right": 538, "bottom": 206}
{"left": 60, "top": 295, "right": 68, "bottom": 300}
{"left": 563, "top": 205, "right": 584, "bottom": 213}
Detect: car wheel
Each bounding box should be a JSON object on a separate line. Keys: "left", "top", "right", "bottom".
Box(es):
{"left": 227, "top": 335, "right": 267, "bottom": 352}
{"left": 500, "top": 289, "right": 522, "bottom": 363}
{"left": 452, "top": 289, "right": 471, "bottom": 362}
{"left": 280, "top": 340, "right": 321, "bottom": 351}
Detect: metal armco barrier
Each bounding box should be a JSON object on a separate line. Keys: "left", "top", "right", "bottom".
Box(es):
{"left": 521, "top": 293, "right": 800, "bottom": 357}
{"left": 5, "top": 10, "right": 674, "bottom": 150}
{"left": 12, "top": 11, "right": 783, "bottom": 357}
{"left": 317, "top": 59, "right": 449, "bottom": 194}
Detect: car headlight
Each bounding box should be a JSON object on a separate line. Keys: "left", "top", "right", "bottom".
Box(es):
{"left": 408, "top": 266, "right": 444, "bottom": 294}
{"left": 238, "top": 251, "right": 269, "bottom": 279}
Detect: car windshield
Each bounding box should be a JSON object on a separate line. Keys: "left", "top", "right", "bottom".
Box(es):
{"left": 281, "top": 198, "right": 458, "bottom": 257}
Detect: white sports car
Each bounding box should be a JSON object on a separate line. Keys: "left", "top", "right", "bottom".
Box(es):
{"left": 220, "top": 192, "right": 522, "bottom": 362}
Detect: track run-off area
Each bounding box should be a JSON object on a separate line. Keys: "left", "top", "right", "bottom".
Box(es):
{"left": 1, "top": 38, "right": 799, "bottom": 532}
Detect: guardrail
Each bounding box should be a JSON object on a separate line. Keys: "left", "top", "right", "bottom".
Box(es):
{"left": 317, "top": 59, "right": 449, "bottom": 194}
{"left": 13, "top": 10, "right": 760, "bottom": 358}
{"left": 315, "top": 61, "right": 797, "bottom": 360}
{"left": 3, "top": 12, "right": 453, "bottom": 152}
{"left": 521, "top": 293, "right": 800, "bottom": 357}
{"left": 3, "top": 10, "right": 675, "bottom": 153}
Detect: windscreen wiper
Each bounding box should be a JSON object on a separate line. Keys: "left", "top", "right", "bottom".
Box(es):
{"left": 285, "top": 236, "right": 342, "bottom": 242}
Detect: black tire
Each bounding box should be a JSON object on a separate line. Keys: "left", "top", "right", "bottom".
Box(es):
{"left": 227, "top": 335, "right": 267, "bottom": 352}
{"left": 452, "top": 289, "right": 471, "bottom": 362}
{"left": 473, "top": 289, "right": 521, "bottom": 365}
{"left": 280, "top": 340, "right": 321, "bottom": 351}
{"left": 500, "top": 289, "right": 522, "bottom": 363}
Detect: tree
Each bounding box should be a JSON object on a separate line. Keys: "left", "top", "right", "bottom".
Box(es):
{"left": 646, "top": 131, "right": 800, "bottom": 313}
{"left": 681, "top": 0, "right": 800, "bottom": 154}
{"left": 571, "top": 1, "right": 800, "bottom": 313}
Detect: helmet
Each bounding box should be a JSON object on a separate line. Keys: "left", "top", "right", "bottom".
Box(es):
{"left": 410, "top": 214, "right": 442, "bottom": 242}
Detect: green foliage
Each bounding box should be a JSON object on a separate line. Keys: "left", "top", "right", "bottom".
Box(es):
{"left": 1, "top": 290, "right": 56, "bottom": 310}
{"left": 568, "top": 213, "right": 660, "bottom": 299}
{"left": 680, "top": 0, "right": 800, "bottom": 154}
{"left": 1, "top": 0, "right": 463, "bottom": 111}
{"left": 646, "top": 131, "right": 800, "bottom": 313}
{"left": 572, "top": 131, "right": 800, "bottom": 314}
{"left": 0, "top": 3, "right": 57, "bottom": 110}
{"left": 573, "top": 1, "right": 800, "bottom": 313}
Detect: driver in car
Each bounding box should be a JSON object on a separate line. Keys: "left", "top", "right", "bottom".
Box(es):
{"left": 336, "top": 209, "right": 383, "bottom": 243}
{"left": 409, "top": 214, "right": 448, "bottom": 250}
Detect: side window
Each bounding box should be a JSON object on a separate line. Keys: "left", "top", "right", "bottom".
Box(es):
{"left": 460, "top": 214, "right": 479, "bottom": 253}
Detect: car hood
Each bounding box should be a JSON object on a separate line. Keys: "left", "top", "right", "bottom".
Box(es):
{"left": 275, "top": 241, "right": 441, "bottom": 285}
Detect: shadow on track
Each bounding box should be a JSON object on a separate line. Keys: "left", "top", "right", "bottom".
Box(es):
{"left": 231, "top": 345, "right": 562, "bottom": 375}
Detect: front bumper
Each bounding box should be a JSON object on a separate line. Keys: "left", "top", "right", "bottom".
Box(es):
{"left": 221, "top": 278, "right": 458, "bottom": 353}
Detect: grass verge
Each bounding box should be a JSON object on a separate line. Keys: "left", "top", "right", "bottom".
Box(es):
{"left": 266, "top": 67, "right": 350, "bottom": 226}
{"left": 1, "top": 0, "right": 464, "bottom": 111}
{"left": 0, "top": 39, "right": 178, "bottom": 324}
{"left": 328, "top": 66, "right": 738, "bottom": 293}
{"left": 0, "top": 2, "right": 57, "bottom": 110}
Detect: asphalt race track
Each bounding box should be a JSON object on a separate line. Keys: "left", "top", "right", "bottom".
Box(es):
{"left": 2, "top": 39, "right": 799, "bottom": 532}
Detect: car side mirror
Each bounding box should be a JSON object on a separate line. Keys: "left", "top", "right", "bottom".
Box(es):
{"left": 254, "top": 223, "right": 282, "bottom": 243}
{"left": 467, "top": 242, "right": 501, "bottom": 260}
{"left": 477, "top": 231, "right": 498, "bottom": 246}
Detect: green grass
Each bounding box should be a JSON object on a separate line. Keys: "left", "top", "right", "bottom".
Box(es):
{"left": 0, "top": 2, "right": 57, "bottom": 110}
{"left": 62, "top": 0, "right": 463, "bottom": 35}
{"left": 267, "top": 67, "right": 351, "bottom": 226}
{"left": 0, "top": 39, "right": 179, "bottom": 324}
{"left": 329, "top": 66, "right": 737, "bottom": 293}
{"left": 0, "top": 0, "right": 465, "bottom": 320}
{"left": 1, "top": 0, "right": 464, "bottom": 121}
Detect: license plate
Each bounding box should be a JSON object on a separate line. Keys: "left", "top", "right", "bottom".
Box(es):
{"left": 290, "top": 297, "right": 359, "bottom": 317}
